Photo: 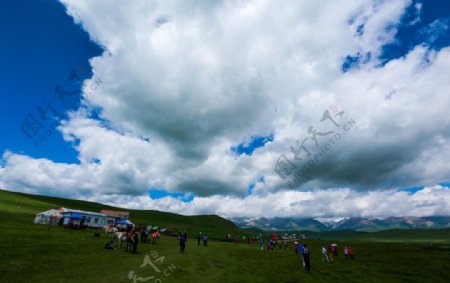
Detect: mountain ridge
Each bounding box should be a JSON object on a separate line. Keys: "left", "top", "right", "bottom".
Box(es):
{"left": 231, "top": 216, "right": 450, "bottom": 232}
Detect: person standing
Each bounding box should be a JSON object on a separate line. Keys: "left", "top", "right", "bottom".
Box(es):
{"left": 197, "top": 232, "right": 202, "bottom": 246}
{"left": 322, "top": 246, "right": 329, "bottom": 262}
{"left": 328, "top": 245, "right": 334, "bottom": 262}
{"left": 132, "top": 231, "right": 139, "bottom": 254}
{"left": 344, "top": 246, "right": 349, "bottom": 260}
{"left": 330, "top": 243, "right": 338, "bottom": 259}
{"left": 140, "top": 230, "right": 145, "bottom": 243}
{"left": 126, "top": 231, "right": 133, "bottom": 252}
{"left": 348, "top": 246, "right": 355, "bottom": 260}
{"left": 302, "top": 244, "right": 311, "bottom": 272}
{"left": 297, "top": 243, "right": 304, "bottom": 267}
{"left": 203, "top": 234, "right": 208, "bottom": 246}
{"left": 178, "top": 232, "right": 186, "bottom": 253}
{"left": 297, "top": 243, "right": 304, "bottom": 255}
{"left": 268, "top": 239, "right": 274, "bottom": 251}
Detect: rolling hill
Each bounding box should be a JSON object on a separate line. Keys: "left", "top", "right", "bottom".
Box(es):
{"left": 2, "top": 188, "right": 449, "bottom": 235}
{"left": 1, "top": 188, "right": 450, "bottom": 283}
{"left": 0, "top": 189, "right": 243, "bottom": 239}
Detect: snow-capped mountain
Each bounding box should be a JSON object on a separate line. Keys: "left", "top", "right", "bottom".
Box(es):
{"left": 231, "top": 216, "right": 450, "bottom": 232}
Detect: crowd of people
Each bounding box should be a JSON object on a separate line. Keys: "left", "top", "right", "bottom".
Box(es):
{"left": 320, "top": 243, "right": 355, "bottom": 262}
{"left": 178, "top": 232, "right": 210, "bottom": 253}
{"left": 102, "top": 227, "right": 356, "bottom": 274}
{"left": 196, "top": 232, "right": 208, "bottom": 246}
{"left": 222, "top": 232, "right": 357, "bottom": 273}
{"left": 103, "top": 228, "right": 161, "bottom": 254}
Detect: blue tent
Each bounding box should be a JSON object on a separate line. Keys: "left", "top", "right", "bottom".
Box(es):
{"left": 116, "top": 219, "right": 133, "bottom": 225}
{"left": 68, "top": 213, "right": 83, "bottom": 220}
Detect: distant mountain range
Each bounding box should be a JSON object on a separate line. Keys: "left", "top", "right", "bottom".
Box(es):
{"left": 231, "top": 216, "right": 450, "bottom": 232}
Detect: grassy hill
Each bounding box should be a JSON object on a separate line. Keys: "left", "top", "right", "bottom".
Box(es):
{"left": 0, "top": 189, "right": 243, "bottom": 239}
{"left": 1, "top": 189, "right": 450, "bottom": 283}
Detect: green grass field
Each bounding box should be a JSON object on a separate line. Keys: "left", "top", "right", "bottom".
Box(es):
{"left": 1, "top": 189, "right": 450, "bottom": 283}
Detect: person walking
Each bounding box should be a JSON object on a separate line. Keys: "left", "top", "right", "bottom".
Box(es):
{"left": 302, "top": 244, "right": 311, "bottom": 272}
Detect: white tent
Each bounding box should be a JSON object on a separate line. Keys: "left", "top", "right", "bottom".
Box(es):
{"left": 34, "top": 209, "right": 63, "bottom": 225}
{"left": 59, "top": 208, "right": 108, "bottom": 228}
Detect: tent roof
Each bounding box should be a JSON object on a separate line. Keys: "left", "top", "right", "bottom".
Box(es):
{"left": 100, "top": 210, "right": 129, "bottom": 216}
{"left": 67, "top": 213, "right": 83, "bottom": 219}
{"left": 116, "top": 219, "right": 133, "bottom": 225}
{"left": 36, "top": 209, "right": 63, "bottom": 217}
{"left": 59, "top": 207, "right": 106, "bottom": 217}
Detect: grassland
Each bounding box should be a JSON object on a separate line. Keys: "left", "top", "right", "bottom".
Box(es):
{"left": 1, "top": 189, "right": 450, "bottom": 283}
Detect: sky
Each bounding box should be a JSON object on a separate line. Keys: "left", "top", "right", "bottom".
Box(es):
{"left": 1, "top": 0, "right": 450, "bottom": 220}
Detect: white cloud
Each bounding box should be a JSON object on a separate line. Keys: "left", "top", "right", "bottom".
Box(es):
{"left": 2, "top": 0, "right": 450, "bottom": 218}
{"left": 78, "top": 185, "right": 450, "bottom": 219}
{"left": 409, "top": 2, "right": 422, "bottom": 25}
{"left": 419, "top": 17, "right": 449, "bottom": 43}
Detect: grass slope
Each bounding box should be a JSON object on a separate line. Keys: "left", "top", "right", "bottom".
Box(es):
{"left": 0, "top": 189, "right": 242, "bottom": 239}
{"left": 1, "top": 189, "right": 450, "bottom": 283}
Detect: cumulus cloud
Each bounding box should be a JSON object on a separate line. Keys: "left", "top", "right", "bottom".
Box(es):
{"left": 78, "top": 185, "right": 450, "bottom": 219}
{"left": 1, "top": 0, "right": 450, "bottom": 218}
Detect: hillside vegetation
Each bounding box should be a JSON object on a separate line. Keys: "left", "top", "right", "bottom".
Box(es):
{"left": 1, "top": 189, "right": 450, "bottom": 283}
{"left": 0, "top": 189, "right": 243, "bottom": 239}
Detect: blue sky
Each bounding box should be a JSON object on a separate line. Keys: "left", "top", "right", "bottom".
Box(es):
{"left": 2, "top": 0, "right": 449, "bottom": 166}
{"left": 343, "top": 0, "right": 450, "bottom": 71}
{"left": 1, "top": 0, "right": 450, "bottom": 218}
{"left": 0, "top": 0, "right": 102, "bottom": 163}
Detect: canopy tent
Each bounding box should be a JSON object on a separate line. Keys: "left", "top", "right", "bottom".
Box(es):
{"left": 59, "top": 208, "right": 108, "bottom": 228}
{"left": 116, "top": 219, "right": 133, "bottom": 225}
{"left": 67, "top": 213, "right": 84, "bottom": 220}
{"left": 34, "top": 209, "right": 63, "bottom": 225}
